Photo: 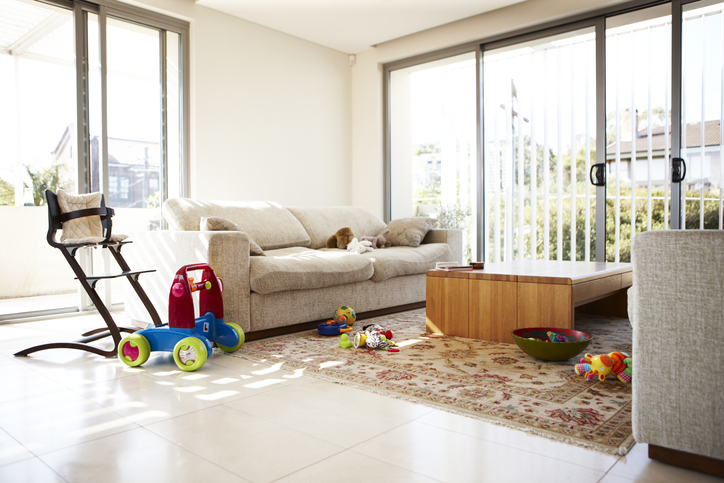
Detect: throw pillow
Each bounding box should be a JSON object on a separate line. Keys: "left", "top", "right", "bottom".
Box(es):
{"left": 382, "top": 217, "right": 435, "bottom": 247}
{"left": 57, "top": 190, "right": 127, "bottom": 244}
{"left": 200, "top": 216, "right": 265, "bottom": 256}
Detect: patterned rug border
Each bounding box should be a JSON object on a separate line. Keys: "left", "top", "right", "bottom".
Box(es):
{"left": 221, "top": 310, "right": 635, "bottom": 456}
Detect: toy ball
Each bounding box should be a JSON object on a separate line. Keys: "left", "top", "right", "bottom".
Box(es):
{"left": 333, "top": 306, "right": 356, "bottom": 325}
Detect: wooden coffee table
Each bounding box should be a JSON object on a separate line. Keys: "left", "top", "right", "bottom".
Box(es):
{"left": 425, "top": 261, "right": 632, "bottom": 344}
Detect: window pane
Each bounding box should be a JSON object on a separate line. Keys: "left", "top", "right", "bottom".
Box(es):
{"left": 389, "top": 52, "right": 477, "bottom": 263}
{"left": 0, "top": 0, "right": 78, "bottom": 316}
{"left": 682, "top": 0, "right": 724, "bottom": 229}
{"left": 606, "top": 6, "right": 672, "bottom": 262}
{"left": 483, "top": 28, "right": 596, "bottom": 263}
{"left": 167, "top": 30, "right": 182, "bottom": 201}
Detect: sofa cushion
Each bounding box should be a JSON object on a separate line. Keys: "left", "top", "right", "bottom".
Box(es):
{"left": 288, "top": 206, "right": 387, "bottom": 249}
{"left": 382, "top": 217, "right": 436, "bottom": 247}
{"left": 363, "top": 243, "right": 452, "bottom": 282}
{"left": 164, "top": 198, "right": 311, "bottom": 250}
{"left": 200, "top": 216, "right": 265, "bottom": 256}
{"left": 250, "top": 247, "right": 374, "bottom": 295}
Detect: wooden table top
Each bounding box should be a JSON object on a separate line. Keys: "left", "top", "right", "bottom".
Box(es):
{"left": 427, "top": 260, "right": 632, "bottom": 285}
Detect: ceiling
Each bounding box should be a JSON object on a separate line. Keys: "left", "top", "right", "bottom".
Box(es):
{"left": 195, "top": 0, "right": 527, "bottom": 54}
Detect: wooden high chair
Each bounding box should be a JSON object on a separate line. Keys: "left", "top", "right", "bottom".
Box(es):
{"left": 14, "top": 189, "right": 162, "bottom": 358}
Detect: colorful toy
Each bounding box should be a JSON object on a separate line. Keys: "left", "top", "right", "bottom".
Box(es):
{"left": 118, "top": 263, "right": 244, "bottom": 371}
{"left": 334, "top": 306, "right": 356, "bottom": 325}
{"left": 318, "top": 317, "right": 353, "bottom": 336}
{"left": 575, "top": 351, "right": 632, "bottom": 382}
{"left": 339, "top": 333, "right": 353, "bottom": 348}
{"left": 547, "top": 331, "right": 569, "bottom": 343}
{"left": 362, "top": 323, "right": 393, "bottom": 340}
{"left": 347, "top": 326, "right": 399, "bottom": 352}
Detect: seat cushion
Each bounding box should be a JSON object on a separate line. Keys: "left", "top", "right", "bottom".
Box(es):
{"left": 163, "top": 198, "right": 311, "bottom": 250}
{"left": 250, "top": 247, "right": 374, "bottom": 295}
{"left": 364, "top": 244, "right": 452, "bottom": 282}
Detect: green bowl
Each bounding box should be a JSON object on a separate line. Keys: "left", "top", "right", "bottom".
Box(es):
{"left": 511, "top": 328, "right": 592, "bottom": 361}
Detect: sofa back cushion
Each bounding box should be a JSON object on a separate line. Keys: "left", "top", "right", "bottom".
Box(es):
{"left": 164, "top": 198, "right": 311, "bottom": 250}
{"left": 288, "top": 206, "right": 387, "bottom": 249}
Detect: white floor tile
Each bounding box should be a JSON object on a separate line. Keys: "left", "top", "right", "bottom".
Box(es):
{"left": 145, "top": 404, "right": 344, "bottom": 483}
{"left": 607, "top": 442, "right": 724, "bottom": 482}
{"left": 0, "top": 457, "right": 67, "bottom": 482}
{"left": 0, "top": 427, "right": 34, "bottom": 467}
{"left": 0, "top": 389, "right": 138, "bottom": 455}
{"left": 416, "top": 409, "right": 621, "bottom": 472}
{"left": 353, "top": 421, "right": 606, "bottom": 483}
{"left": 275, "top": 450, "right": 443, "bottom": 483}
{"left": 40, "top": 427, "right": 250, "bottom": 483}
{"left": 0, "top": 361, "right": 68, "bottom": 403}
{"left": 226, "top": 380, "right": 412, "bottom": 447}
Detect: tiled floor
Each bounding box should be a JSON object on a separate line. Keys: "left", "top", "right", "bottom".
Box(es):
{"left": 0, "top": 313, "right": 721, "bottom": 483}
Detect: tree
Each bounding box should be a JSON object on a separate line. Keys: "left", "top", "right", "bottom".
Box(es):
{"left": 0, "top": 177, "right": 14, "bottom": 206}
{"left": 24, "top": 164, "right": 61, "bottom": 206}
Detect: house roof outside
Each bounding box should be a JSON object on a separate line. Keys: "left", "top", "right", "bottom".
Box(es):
{"left": 606, "top": 120, "right": 722, "bottom": 157}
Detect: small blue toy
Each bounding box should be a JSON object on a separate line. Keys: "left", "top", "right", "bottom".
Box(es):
{"left": 318, "top": 315, "right": 353, "bottom": 336}
{"left": 118, "top": 263, "right": 244, "bottom": 371}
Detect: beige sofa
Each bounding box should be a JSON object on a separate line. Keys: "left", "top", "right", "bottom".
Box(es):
{"left": 124, "top": 198, "right": 462, "bottom": 337}
{"left": 628, "top": 230, "right": 724, "bottom": 475}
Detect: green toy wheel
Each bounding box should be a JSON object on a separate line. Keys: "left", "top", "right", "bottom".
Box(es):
{"left": 172, "top": 337, "right": 208, "bottom": 371}
{"left": 118, "top": 334, "right": 151, "bottom": 367}
{"left": 217, "top": 323, "right": 245, "bottom": 353}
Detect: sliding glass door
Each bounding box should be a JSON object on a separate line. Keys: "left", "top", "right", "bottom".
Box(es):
{"left": 0, "top": 0, "right": 188, "bottom": 320}
{"left": 680, "top": 0, "right": 724, "bottom": 230}
{"left": 388, "top": 52, "right": 477, "bottom": 262}
{"left": 482, "top": 28, "right": 596, "bottom": 263}
{"left": 605, "top": 5, "right": 673, "bottom": 262}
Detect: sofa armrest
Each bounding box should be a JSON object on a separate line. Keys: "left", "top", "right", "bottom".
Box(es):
{"left": 630, "top": 230, "right": 724, "bottom": 460}
{"left": 123, "top": 231, "right": 251, "bottom": 333}
{"left": 422, "top": 228, "right": 463, "bottom": 263}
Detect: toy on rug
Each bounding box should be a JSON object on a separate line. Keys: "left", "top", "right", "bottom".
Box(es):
{"left": 318, "top": 317, "right": 353, "bottom": 335}
{"left": 362, "top": 323, "right": 393, "bottom": 341}
{"left": 326, "top": 227, "right": 355, "bottom": 249}
{"left": 360, "top": 229, "right": 391, "bottom": 249}
{"left": 344, "top": 325, "right": 399, "bottom": 352}
{"left": 319, "top": 306, "right": 357, "bottom": 336}
{"left": 117, "top": 263, "right": 244, "bottom": 372}
{"left": 346, "top": 238, "right": 373, "bottom": 254}
{"left": 334, "top": 306, "right": 356, "bottom": 325}
{"left": 575, "top": 351, "right": 632, "bottom": 382}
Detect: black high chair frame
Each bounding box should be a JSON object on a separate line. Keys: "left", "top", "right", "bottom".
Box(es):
{"left": 14, "top": 190, "right": 162, "bottom": 358}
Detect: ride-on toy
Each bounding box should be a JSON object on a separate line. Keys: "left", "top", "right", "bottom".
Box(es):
{"left": 118, "top": 263, "right": 244, "bottom": 371}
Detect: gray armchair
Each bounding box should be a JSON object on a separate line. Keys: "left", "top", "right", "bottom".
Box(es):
{"left": 628, "top": 229, "right": 724, "bottom": 477}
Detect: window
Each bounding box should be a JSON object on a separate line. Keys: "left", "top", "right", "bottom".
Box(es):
{"left": 0, "top": 0, "right": 189, "bottom": 319}
{"left": 385, "top": 0, "right": 724, "bottom": 265}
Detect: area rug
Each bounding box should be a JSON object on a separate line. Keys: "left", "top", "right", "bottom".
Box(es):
{"left": 223, "top": 309, "right": 634, "bottom": 455}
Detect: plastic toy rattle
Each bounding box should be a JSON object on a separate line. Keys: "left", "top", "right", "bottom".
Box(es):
{"left": 118, "top": 263, "right": 244, "bottom": 371}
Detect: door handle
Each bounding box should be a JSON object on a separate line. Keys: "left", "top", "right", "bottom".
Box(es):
{"left": 672, "top": 157, "right": 686, "bottom": 183}
{"left": 590, "top": 163, "right": 605, "bottom": 186}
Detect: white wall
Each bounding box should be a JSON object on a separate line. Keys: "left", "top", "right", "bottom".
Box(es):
{"left": 350, "top": 0, "right": 629, "bottom": 219}
{"left": 127, "top": 0, "right": 353, "bottom": 206}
